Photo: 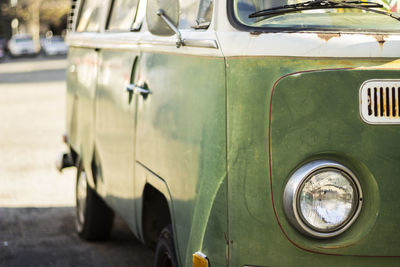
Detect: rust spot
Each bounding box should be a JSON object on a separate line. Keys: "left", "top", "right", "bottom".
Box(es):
{"left": 317, "top": 33, "right": 341, "bottom": 42}
{"left": 382, "top": 87, "right": 386, "bottom": 116}
{"left": 250, "top": 31, "right": 262, "bottom": 36}
{"left": 373, "top": 35, "right": 388, "bottom": 48}
{"left": 123, "top": 73, "right": 130, "bottom": 82}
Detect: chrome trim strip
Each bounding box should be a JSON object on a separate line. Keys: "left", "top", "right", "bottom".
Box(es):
{"left": 184, "top": 39, "right": 219, "bottom": 49}
{"left": 140, "top": 38, "right": 218, "bottom": 49}
{"left": 68, "top": 38, "right": 219, "bottom": 50}
{"left": 140, "top": 39, "right": 177, "bottom": 47}
{"left": 283, "top": 160, "right": 363, "bottom": 239}
{"left": 67, "top": 31, "right": 219, "bottom": 50}
{"left": 69, "top": 41, "right": 141, "bottom": 50}
{"left": 66, "top": 34, "right": 141, "bottom": 50}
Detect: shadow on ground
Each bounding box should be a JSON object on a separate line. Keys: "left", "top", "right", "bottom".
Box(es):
{"left": 0, "top": 207, "right": 154, "bottom": 267}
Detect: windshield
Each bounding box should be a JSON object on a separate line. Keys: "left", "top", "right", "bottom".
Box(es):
{"left": 232, "top": 0, "right": 400, "bottom": 32}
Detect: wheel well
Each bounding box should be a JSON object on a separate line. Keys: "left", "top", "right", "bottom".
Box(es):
{"left": 142, "top": 184, "right": 172, "bottom": 249}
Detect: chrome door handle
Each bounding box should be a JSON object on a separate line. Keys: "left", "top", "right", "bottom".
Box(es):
{"left": 126, "top": 84, "right": 151, "bottom": 96}
{"left": 69, "top": 65, "right": 77, "bottom": 73}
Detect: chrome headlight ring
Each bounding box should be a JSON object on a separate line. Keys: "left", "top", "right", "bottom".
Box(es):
{"left": 283, "top": 160, "right": 363, "bottom": 238}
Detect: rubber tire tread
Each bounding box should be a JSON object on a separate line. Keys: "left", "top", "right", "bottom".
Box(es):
{"left": 76, "top": 170, "right": 114, "bottom": 241}
{"left": 154, "top": 225, "right": 178, "bottom": 267}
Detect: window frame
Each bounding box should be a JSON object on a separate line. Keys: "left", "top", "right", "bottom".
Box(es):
{"left": 227, "top": 1, "right": 400, "bottom": 34}
{"left": 105, "top": 0, "right": 145, "bottom": 32}
{"left": 75, "top": 0, "right": 106, "bottom": 33}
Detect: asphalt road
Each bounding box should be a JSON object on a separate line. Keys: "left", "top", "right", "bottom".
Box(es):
{"left": 0, "top": 55, "right": 154, "bottom": 267}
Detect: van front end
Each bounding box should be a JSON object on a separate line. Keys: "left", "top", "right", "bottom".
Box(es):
{"left": 222, "top": 0, "right": 400, "bottom": 265}
{"left": 223, "top": 39, "right": 400, "bottom": 266}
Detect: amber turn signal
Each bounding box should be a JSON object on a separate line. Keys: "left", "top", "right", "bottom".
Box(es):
{"left": 193, "top": 252, "right": 209, "bottom": 267}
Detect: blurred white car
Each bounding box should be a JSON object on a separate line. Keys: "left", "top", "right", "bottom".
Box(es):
{"left": 0, "top": 47, "right": 4, "bottom": 61}
{"left": 0, "top": 38, "right": 5, "bottom": 61}
{"left": 8, "top": 35, "right": 39, "bottom": 57}
{"left": 41, "top": 36, "right": 68, "bottom": 56}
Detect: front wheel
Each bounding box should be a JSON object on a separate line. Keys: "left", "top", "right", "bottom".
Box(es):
{"left": 154, "top": 225, "right": 178, "bottom": 267}
{"left": 75, "top": 165, "right": 114, "bottom": 241}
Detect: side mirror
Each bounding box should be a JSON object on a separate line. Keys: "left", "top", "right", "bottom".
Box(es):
{"left": 157, "top": 9, "right": 183, "bottom": 48}
{"left": 146, "top": 0, "right": 179, "bottom": 36}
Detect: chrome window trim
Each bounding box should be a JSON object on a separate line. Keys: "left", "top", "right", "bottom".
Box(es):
{"left": 140, "top": 38, "right": 218, "bottom": 48}
{"left": 67, "top": 32, "right": 219, "bottom": 50}
{"left": 226, "top": 1, "right": 400, "bottom": 34}
{"left": 132, "top": 0, "right": 147, "bottom": 31}
{"left": 283, "top": 160, "right": 363, "bottom": 238}
{"left": 68, "top": 0, "right": 83, "bottom": 32}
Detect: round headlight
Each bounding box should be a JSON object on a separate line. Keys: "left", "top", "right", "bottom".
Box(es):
{"left": 283, "top": 160, "right": 363, "bottom": 238}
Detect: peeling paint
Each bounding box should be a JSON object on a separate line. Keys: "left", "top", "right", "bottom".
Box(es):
{"left": 373, "top": 34, "right": 388, "bottom": 48}
{"left": 317, "top": 33, "right": 341, "bottom": 42}
{"left": 356, "top": 59, "right": 400, "bottom": 70}
{"left": 250, "top": 31, "right": 262, "bottom": 36}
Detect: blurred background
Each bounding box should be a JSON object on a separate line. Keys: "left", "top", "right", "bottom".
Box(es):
{"left": 0, "top": 0, "right": 69, "bottom": 59}
{"left": 0, "top": 1, "right": 153, "bottom": 266}
{"left": 0, "top": 0, "right": 69, "bottom": 37}
{"left": 0, "top": 0, "right": 71, "bottom": 60}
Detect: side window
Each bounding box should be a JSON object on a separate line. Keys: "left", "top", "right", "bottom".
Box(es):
{"left": 76, "top": 0, "right": 106, "bottom": 32}
{"left": 196, "top": 0, "right": 213, "bottom": 28}
{"left": 107, "top": 0, "right": 139, "bottom": 31}
{"left": 179, "top": 0, "right": 213, "bottom": 30}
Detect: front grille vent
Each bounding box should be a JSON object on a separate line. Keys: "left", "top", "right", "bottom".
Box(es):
{"left": 360, "top": 80, "right": 400, "bottom": 124}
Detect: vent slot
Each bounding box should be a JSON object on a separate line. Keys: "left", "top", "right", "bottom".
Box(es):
{"left": 360, "top": 80, "right": 400, "bottom": 124}
{"left": 67, "top": 0, "right": 80, "bottom": 32}
{"left": 368, "top": 87, "right": 398, "bottom": 117}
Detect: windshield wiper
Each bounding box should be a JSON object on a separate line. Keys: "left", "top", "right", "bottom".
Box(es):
{"left": 248, "top": 0, "right": 400, "bottom": 21}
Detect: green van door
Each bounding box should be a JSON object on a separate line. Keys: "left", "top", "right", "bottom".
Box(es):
{"left": 94, "top": 0, "right": 143, "bottom": 237}
{"left": 135, "top": 0, "right": 227, "bottom": 265}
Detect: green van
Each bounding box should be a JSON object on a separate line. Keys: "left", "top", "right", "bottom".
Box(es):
{"left": 58, "top": 0, "right": 400, "bottom": 266}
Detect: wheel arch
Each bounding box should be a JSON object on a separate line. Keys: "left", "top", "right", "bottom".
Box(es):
{"left": 141, "top": 177, "right": 174, "bottom": 249}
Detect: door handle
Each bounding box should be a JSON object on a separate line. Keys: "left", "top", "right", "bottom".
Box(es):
{"left": 126, "top": 84, "right": 151, "bottom": 96}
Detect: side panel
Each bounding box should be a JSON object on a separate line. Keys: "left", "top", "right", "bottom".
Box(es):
{"left": 95, "top": 48, "right": 139, "bottom": 231}
{"left": 135, "top": 50, "right": 227, "bottom": 266}
{"left": 270, "top": 69, "right": 400, "bottom": 256}
{"left": 66, "top": 45, "right": 98, "bottom": 183}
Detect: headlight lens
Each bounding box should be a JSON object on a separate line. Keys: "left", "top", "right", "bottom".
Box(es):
{"left": 298, "top": 169, "right": 358, "bottom": 232}
{"left": 283, "top": 160, "right": 363, "bottom": 238}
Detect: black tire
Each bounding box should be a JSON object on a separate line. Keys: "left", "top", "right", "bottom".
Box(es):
{"left": 154, "top": 225, "right": 178, "bottom": 267}
{"left": 75, "top": 165, "right": 114, "bottom": 241}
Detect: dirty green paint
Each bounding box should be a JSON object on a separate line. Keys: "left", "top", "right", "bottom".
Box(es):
{"left": 227, "top": 57, "right": 400, "bottom": 266}
{"left": 66, "top": 46, "right": 98, "bottom": 188}
{"left": 67, "top": 42, "right": 400, "bottom": 266}
{"left": 94, "top": 49, "right": 139, "bottom": 233}
{"left": 135, "top": 53, "right": 227, "bottom": 267}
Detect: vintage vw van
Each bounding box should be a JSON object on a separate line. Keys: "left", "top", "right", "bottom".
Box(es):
{"left": 59, "top": 0, "right": 400, "bottom": 266}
